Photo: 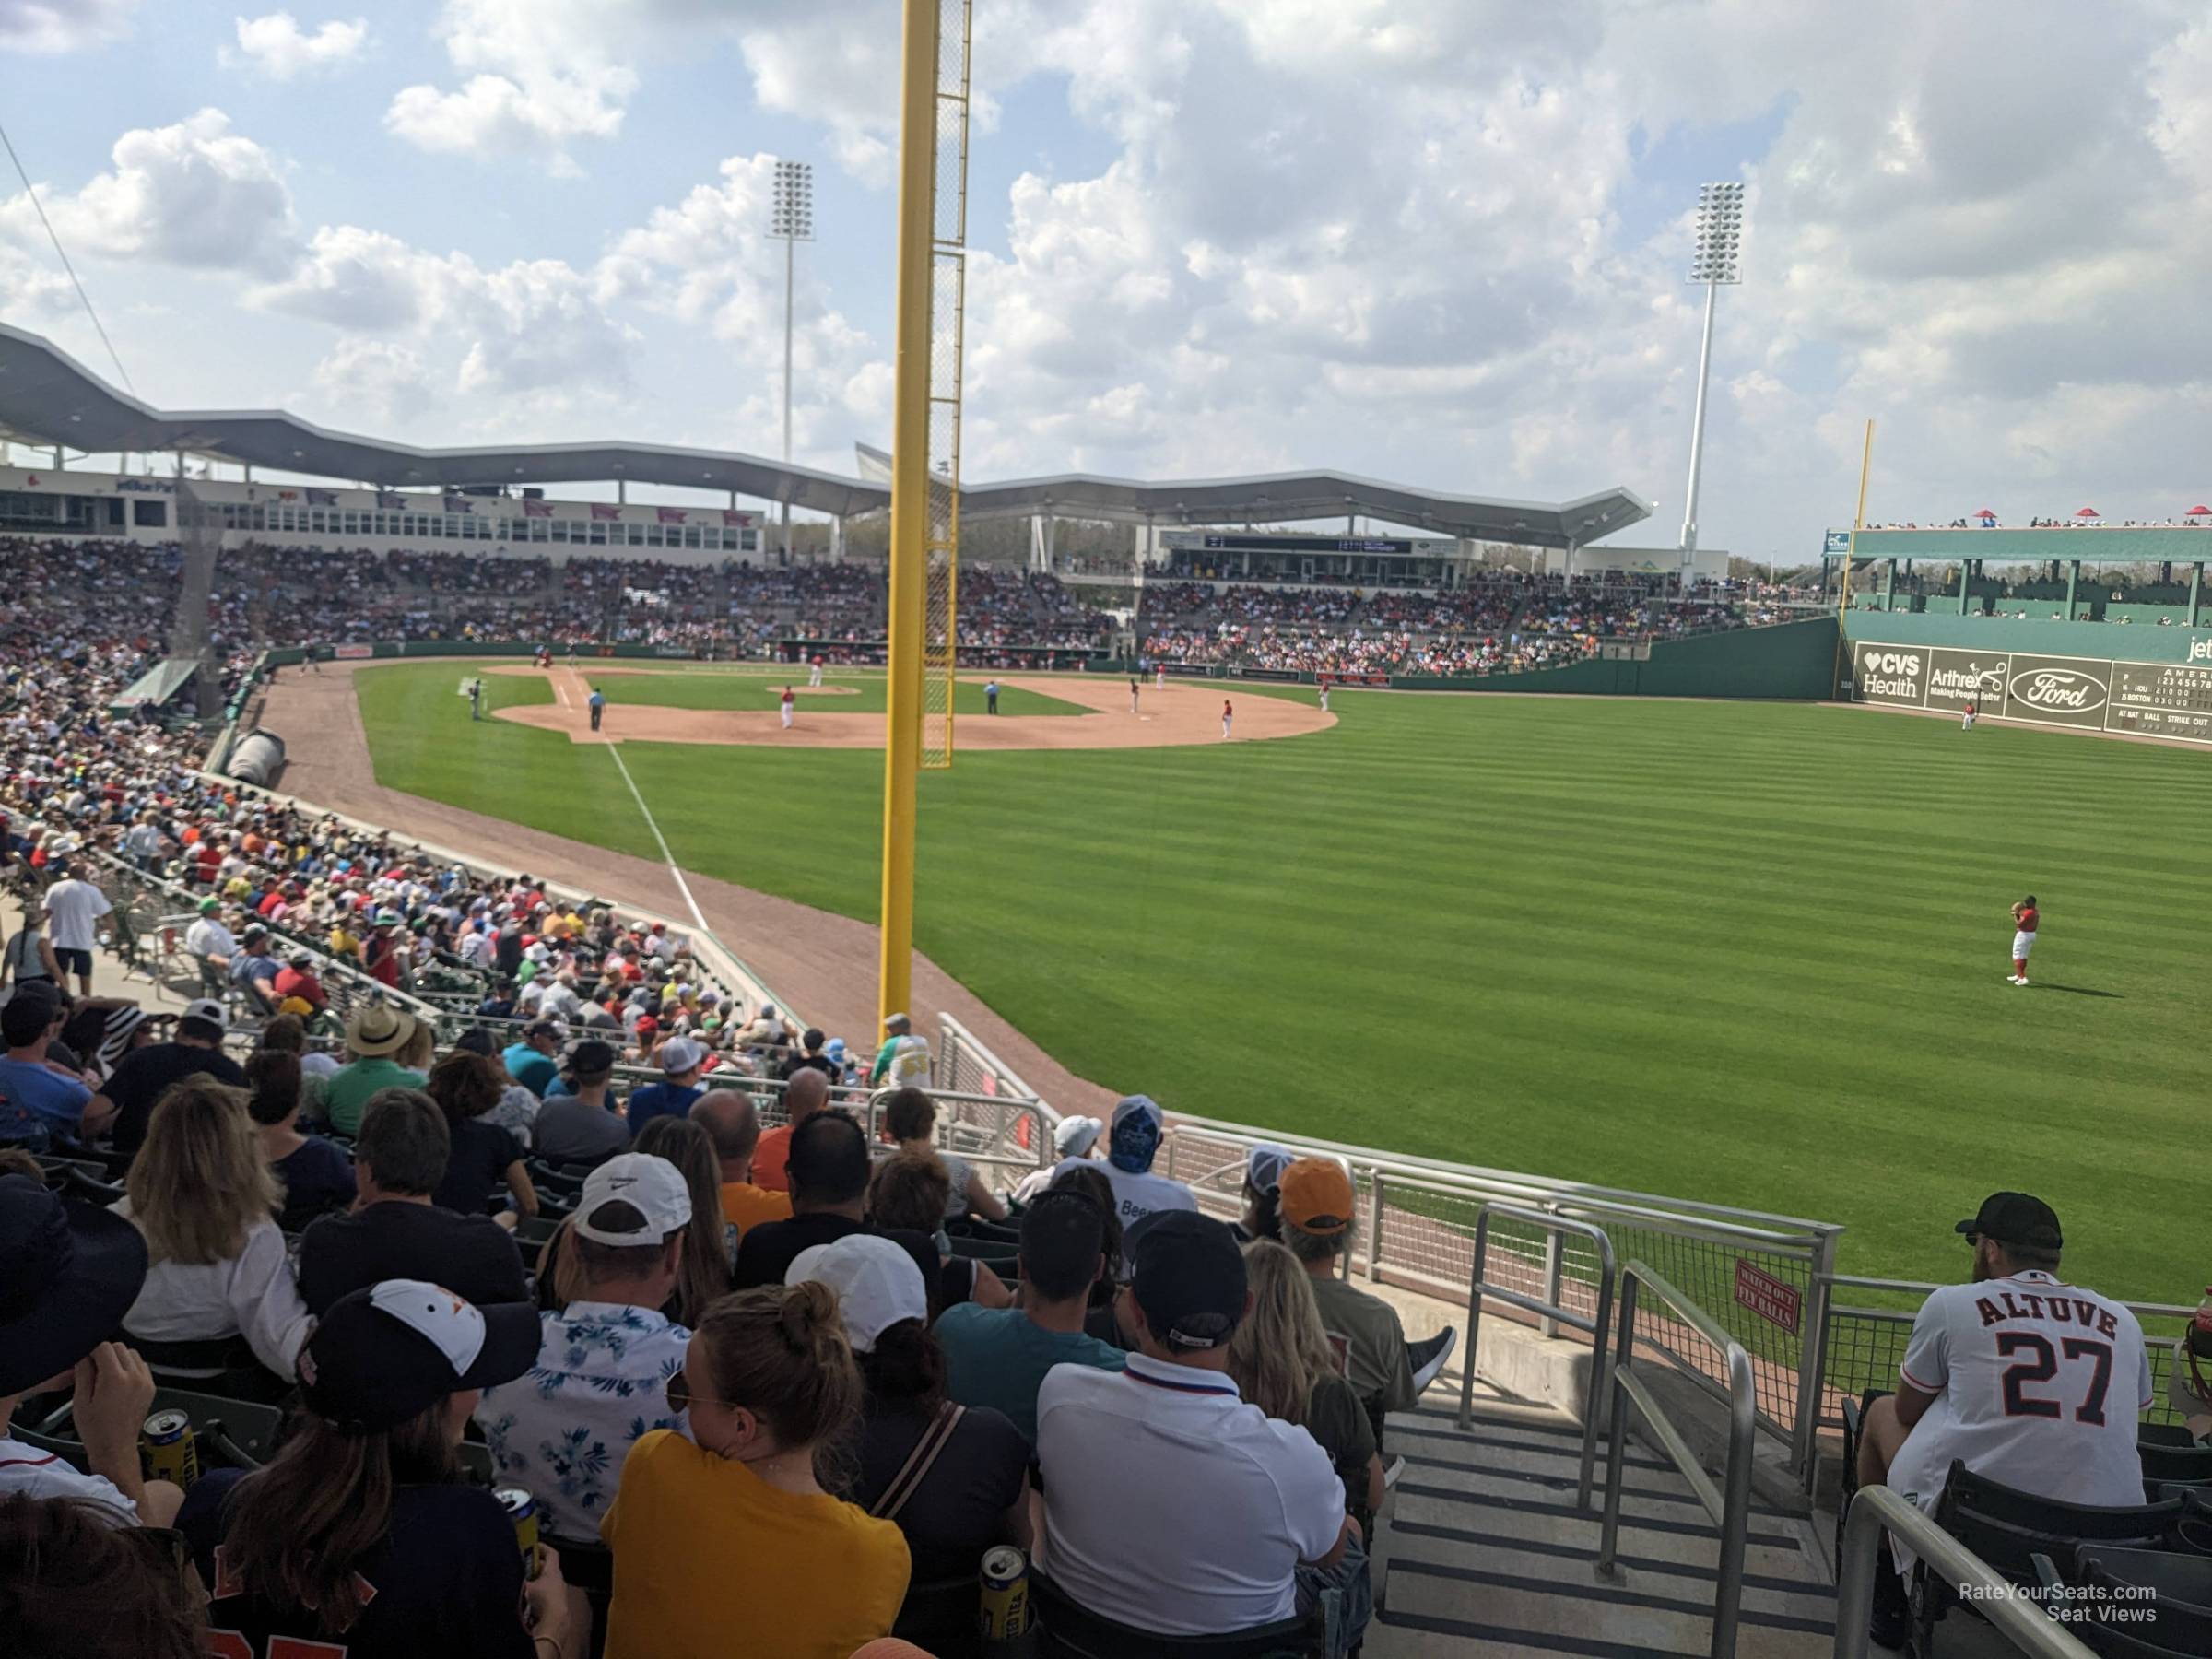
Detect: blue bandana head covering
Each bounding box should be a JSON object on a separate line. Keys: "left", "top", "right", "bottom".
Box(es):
{"left": 1108, "top": 1094, "right": 1163, "bottom": 1173}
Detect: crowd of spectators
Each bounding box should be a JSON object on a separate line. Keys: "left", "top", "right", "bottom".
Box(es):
{"left": 0, "top": 918, "right": 1453, "bottom": 1656}
{"left": 1138, "top": 571, "right": 1784, "bottom": 678}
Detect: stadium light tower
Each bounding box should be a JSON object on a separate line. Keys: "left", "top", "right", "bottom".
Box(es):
{"left": 1678, "top": 180, "right": 1744, "bottom": 571}
{"left": 770, "top": 159, "right": 815, "bottom": 563}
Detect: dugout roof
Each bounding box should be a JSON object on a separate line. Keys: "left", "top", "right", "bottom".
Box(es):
{"left": 0, "top": 323, "right": 1649, "bottom": 546}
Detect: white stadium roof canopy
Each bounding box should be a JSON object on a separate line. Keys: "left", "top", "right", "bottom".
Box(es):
{"left": 0, "top": 323, "right": 1650, "bottom": 548}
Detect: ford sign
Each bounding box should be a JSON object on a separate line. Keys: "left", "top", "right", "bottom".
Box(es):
{"left": 2008, "top": 667, "right": 2107, "bottom": 714}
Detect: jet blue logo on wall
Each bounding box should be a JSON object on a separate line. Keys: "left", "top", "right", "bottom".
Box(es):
{"left": 1823, "top": 530, "right": 1852, "bottom": 555}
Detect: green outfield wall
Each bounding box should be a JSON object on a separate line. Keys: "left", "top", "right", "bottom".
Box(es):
{"left": 1841, "top": 609, "right": 2212, "bottom": 665}
{"left": 1400, "top": 616, "right": 1840, "bottom": 699}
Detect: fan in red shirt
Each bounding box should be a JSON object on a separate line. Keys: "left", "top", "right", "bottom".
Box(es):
{"left": 2008, "top": 896, "right": 2039, "bottom": 986}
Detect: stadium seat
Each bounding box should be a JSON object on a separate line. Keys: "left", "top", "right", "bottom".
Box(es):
{"left": 2139, "top": 1423, "right": 2198, "bottom": 1449}
{"left": 121, "top": 1334, "right": 291, "bottom": 1404}
{"left": 891, "top": 1573, "right": 984, "bottom": 1657}
{"left": 2139, "top": 1438, "right": 2212, "bottom": 1485}
{"left": 1029, "top": 1571, "right": 1322, "bottom": 1658}
{"left": 1919, "top": 1462, "right": 2208, "bottom": 1652}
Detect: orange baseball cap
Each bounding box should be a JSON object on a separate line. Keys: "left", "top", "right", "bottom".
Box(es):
{"left": 1279, "top": 1159, "right": 1354, "bottom": 1235}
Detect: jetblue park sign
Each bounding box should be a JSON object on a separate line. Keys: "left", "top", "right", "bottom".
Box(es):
{"left": 1851, "top": 642, "right": 2212, "bottom": 742}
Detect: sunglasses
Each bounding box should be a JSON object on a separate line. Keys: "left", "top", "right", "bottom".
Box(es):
{"left": 664, "top": 1368, "right": 746, "bottom": 1418}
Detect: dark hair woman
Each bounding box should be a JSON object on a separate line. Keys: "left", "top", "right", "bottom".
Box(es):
{"left": 424, "top": 1050, "right": 536, "bottom": 1221}
{"left": 174, "top": 1279, "right": 584, "bottom": 1658}
{"left": 243, "top": 1047, "right": 354, "bottom": 1231}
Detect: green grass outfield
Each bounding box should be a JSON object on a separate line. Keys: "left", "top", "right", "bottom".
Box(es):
{"left": 556, "top": 667, "right": 1083, "bottom": 717}
{"left": 359, "top": 659, "right": 2212, "bottom": 1300}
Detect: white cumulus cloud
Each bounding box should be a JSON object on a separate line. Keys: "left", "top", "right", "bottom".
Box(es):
{"left": 224, "top": 12, "right": 368, "bottom": 79}
{"left": 383, "top": 0, "right": 640, "bottom": 168}
{"left": 0, "top": 108, "right": 298, "bottom": 276}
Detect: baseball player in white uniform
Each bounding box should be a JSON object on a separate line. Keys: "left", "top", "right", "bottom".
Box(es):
{"left": 1853, "top": 1193, "right": 2150, "bottom": 1640}
{"left": 1318, "top": 680, "right": 1331, "bottom": 713}
{"left": 808, "top": 654, "right": 824, "bottom": 688}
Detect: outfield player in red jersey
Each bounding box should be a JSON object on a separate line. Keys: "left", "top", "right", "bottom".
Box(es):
{"left": 1221, "top": 699, "right": 1233, "bottom": 740}
{"left": 1961, "top": 699, "right": 1977, "bottom": 731}
{"left": 2008, "top": 895, "right": 2038, "bottom": 984}
{"left": 1853, "top": 1194, "right": 2149, "bottom": 1645}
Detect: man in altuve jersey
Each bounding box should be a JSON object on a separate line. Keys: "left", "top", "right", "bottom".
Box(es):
{"left": 1853, "top": 1192, "right": 2149, "bottom": 1646}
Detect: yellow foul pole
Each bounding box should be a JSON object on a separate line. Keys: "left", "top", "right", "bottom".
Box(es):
{"left": 879, "top": 0, "right": 938, "bottom": 1038}
{"left": 1836, "top": 418, "right": 1874, "bottom": 691}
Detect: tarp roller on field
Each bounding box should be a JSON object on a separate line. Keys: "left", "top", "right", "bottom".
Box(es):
{"left": 1850, "top": 641, "right": 2212, "bottom": 742}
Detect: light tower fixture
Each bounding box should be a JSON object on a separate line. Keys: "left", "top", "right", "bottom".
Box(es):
{"left": 1678, "top": 180, "right": 1744, "bottom": 570}
{"left": 769, "top": 159, "right": 815, "bottom": 563}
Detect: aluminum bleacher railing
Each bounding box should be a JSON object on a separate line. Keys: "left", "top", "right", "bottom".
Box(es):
{"left": 1832, "top": 1486, "right": 2093, "bottom": 1659}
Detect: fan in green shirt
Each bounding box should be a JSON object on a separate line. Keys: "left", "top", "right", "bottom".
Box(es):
{"left": 934, "top": 1184, "right": 1124, "bottom": 1441}
{"left": 322, "top": 1006, "right": 428, "bottom": 1135}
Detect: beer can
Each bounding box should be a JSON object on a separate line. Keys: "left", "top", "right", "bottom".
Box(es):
{"left": 496, "top": 1487, "right": 540, "bottom": 1580}
{"left": 979, "top": 1544, "right": 1030, "bottom": 1639}
{"left": 141, "top": 1411, "right": 199, "bottom": 1488}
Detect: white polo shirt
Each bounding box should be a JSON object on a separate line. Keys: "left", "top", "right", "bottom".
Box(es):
{"left": 1887, "top": 1269, "right": 2151, "bottom": 1568}
{"left": 1036, "top": 1351, "right": 1344, "bottom": 1635}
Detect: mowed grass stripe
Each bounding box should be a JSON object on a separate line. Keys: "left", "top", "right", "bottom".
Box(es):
{"left": 357, "top": 662, "right": 2209, "bottom": 1299}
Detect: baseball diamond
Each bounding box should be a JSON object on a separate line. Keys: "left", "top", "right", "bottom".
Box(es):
{"left": 258, "top": 653, "right": 2212, "bottom": 1303}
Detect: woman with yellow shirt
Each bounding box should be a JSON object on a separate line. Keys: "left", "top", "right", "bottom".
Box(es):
{"left": 600, "top": 1281, "right": 911, "bottom": 1659}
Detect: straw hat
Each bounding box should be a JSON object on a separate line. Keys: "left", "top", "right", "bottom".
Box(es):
{"left": 345, "top": 1003, "right": 418, "bottom": 1057}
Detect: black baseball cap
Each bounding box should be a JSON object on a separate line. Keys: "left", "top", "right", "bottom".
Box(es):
{"left": 1130, "top": 1211, "right": 1248, "bottom": 1349}
{"left": 1955, "top": 1192, "right": 2062, "bottom": 1252}
{"left": 297, "top": 1279, "right": 539, "bottom": 1435}
{"left": 0, "top": 1174, "right": 148, "bottom": 1395}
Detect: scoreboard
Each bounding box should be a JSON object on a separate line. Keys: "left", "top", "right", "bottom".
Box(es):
{"left": 2109, "top": 660, "right": 2212, "bottom": 741}
{"left": 1850, "top": 641, "right": 2212, "bottom": 744}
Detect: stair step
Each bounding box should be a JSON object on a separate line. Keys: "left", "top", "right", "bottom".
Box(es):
{"left": 1394, "top": 1494, "right": 1816, "bottom": 1582}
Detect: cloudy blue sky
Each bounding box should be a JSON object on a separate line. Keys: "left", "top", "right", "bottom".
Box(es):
{"left": 2, "top": 1, "right": 2209, "bottom": 557}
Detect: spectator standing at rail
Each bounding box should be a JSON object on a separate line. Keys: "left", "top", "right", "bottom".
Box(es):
{"left": 40, "top": 859, "right": 109, "bottom": 998}
{"left": 2, "top": 904, "right": 60, "bottom": 993}
{"left": 866, "top": 1010, "right": 933, "bottom": 1089}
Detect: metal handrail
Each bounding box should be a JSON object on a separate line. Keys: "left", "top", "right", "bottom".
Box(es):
{"left": 87, "top": 844, "right": 447, "bottom": 1027}
{"left": 1833, "top": 1486, "right": 2093, "bottom": 1659}
{"left": 1458, "top": 1202, "right": 1616, "bottom": 1510}
{"left": 1598, "top": 1261, "right": 1757, "bottom": 1659}
{"left": 1160, "top": 1110, "right": 1838, "bottom": 1249}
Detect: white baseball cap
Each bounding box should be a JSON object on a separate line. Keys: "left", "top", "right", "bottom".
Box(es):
{"left": 787, "top": 1235, "right": 928, "bottom": 1352}
{"left": 179, "top": 997, "right": 229, "bottom": 1032}
{"left": 573, "top": 1153, "right": 693, "bottom": 1245}
{"left": 659, "top": 1035, "right": 709, "bottom": 1075}
{"left": 1053, "top": 1115, "right": 1103, "bottom": 1158}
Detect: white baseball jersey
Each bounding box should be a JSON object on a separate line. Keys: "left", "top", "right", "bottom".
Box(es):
{"left": 1887, "top": 1269, "right": 2151, "bottom": 1535}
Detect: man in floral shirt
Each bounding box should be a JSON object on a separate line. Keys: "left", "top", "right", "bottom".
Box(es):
{"left": 473, "top": 1152, "right": 693, "bottom": 1541}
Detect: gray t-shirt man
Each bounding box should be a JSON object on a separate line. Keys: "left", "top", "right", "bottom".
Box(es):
{"left": 530, "top": 1095, "right": 630, "bottom": 1164}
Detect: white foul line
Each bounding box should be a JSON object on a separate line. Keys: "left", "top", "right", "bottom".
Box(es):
{"left": 604, "top": 740, "right": 712, "bottom": 935}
